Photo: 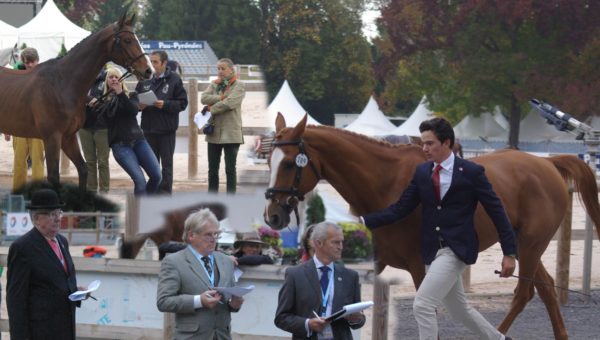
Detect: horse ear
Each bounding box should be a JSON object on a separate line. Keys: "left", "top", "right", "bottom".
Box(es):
{"left": 117, "top": 13, "right": 127, "bottom": 28}
{"left": 275, "top": 112, "right": 287, "bottom": 132}
{"left": 289, "top": 114, "right": 308, "bottom": 139}
{"left": 128, "top": 13, "right": 137, "bottom": 26}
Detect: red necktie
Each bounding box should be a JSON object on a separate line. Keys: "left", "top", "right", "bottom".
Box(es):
{"left": 49, "top": 239, "right": 68, "bottom": 273}
{"left": 432, "top": 164, "right": 443, "bottom": 202}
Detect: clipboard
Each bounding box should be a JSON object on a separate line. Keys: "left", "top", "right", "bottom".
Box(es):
{"left": 324, "top": 301, "right": 374, "bottom": 322}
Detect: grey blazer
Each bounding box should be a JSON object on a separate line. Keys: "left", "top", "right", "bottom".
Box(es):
{"left": 157, "top": 248, "right": 237, "bottom": 340}
{"left": 274, "top": 259, "right": 365, "bottom": 339}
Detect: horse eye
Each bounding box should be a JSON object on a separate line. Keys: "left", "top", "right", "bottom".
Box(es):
{"left": 124, "top": 38, "right": 132, "bottom": 44}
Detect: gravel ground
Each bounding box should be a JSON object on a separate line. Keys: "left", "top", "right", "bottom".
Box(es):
{"left": 393, "top": 290, "right": 600, "bottom": 339}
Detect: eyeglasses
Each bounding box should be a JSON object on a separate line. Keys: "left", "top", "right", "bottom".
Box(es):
{"left": 39, "top": 209, "right": 63, "bottom": 218}
{"left": 200, "top": 232, "right": 222, "bottom": 241}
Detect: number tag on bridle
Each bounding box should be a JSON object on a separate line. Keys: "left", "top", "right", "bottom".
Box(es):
{"left": 295, "top": 153, "right": 309, "bottom": 167}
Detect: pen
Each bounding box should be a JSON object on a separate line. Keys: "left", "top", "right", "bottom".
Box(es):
{"left": 89, "top": 295, "right": 97, "bottom": 301}
{"left": 312, "top": 310, "right": 322, "bottom": 320}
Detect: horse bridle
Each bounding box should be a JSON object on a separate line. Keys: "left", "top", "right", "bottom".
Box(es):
{"left": 110, "top": 29, "right": 148, "bottom": 80}
{"left": 265, "top": 139, "right": 321, "bottom": 225}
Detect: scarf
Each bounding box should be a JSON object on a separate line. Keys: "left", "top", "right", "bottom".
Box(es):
{"left": 214, "top": 74, "right": 237, "bottom": 100}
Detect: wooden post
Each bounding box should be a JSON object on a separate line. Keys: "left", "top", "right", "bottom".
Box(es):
{"left": 95, "top": 211, "right": 101, "bottom": 244}
{"left": 556, "top": 187, "right": 573, "bottom": 304}
{"left": 163, "top": 313, "right": 175, "bottom": 339}
{"left": 125, "top": 193, "right": 139, "bottom": 242}
{"left": 60, "top": 150, "right": 70, "bottom": 175}
{"left": 67, "top": 215, "right": 73, "bottom": 243}
{"left": 188, "top": 78, "right": 199, "bottom": 179}
{"left": 372, "top": 275, "right": 390, "bottom": 340}
{"left": 462, "top": 265, "right": 472, "bottom": 293}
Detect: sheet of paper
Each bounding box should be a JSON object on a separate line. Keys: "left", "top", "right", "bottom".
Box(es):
{"left": 138, "top": 91, "right": 158, "bottom": 105}
{"left": 68, "top": 280, "right": 101, "bottom": 301}
{"left": 214, "top": 285, "right": 255, "bottom": 298}
{"left": 234, "top": 267, "right": 244, "bottom": 282}
{"left": 193, "top": 111, "right": 212, "bottom": 129}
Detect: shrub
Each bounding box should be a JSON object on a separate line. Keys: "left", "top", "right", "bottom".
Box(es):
{"left": 338, "top": 222, "right": 373, "bottom": 260}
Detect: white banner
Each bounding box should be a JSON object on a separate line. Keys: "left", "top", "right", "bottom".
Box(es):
{"left": 6, "top": 212, "right": 34, "bottom": 236}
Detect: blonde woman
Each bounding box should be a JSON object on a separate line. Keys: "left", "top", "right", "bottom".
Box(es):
{"left": 103, "top": 67, "right": 162, "bottom": 194}
{"left": 201, "top": 58, "right": 245, "bottom": 193}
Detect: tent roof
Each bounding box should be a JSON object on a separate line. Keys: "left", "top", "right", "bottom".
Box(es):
{"left": 454, "top": 111, "right": 508, "bottom": 141}
{"left": 0, "top": 19, "right": 18, "bottom": 49}
{"left": 392, "top": 96, "right": 435, "bottom": 136}
{"left": 17, "top": 0, "right": 90, "bottom": 61}
{"left": 267, "top": 80, "right": 320, "bottom": 128}
{"left": 519, "top": 110, "right": 575, "bottom": 142}
{"left": 344, "top": 96, "right": 396, "bottom": 136}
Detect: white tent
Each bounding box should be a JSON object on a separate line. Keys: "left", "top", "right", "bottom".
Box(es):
{"left": 344, "top": 96, "right": 397, "bottom": 136}
{"left": 0, "top": 19, "right": 18, "bottom": 49}
{"left": 17, "top": 0, "right": 91, "bottom": 62}
{"left": 519, "top": 110, "right": 573, "bottom": 142}
{"left": 267, "top": 80, "right": 320, "bottom": 128}
{"left": 392, "top": 96, "right": 435, "bottom": 136}
{"left": 454, "top": 111, "right": 508, "bottom": 141}
{"left": 313, "top": 183, "right": 356, "bottom": 223}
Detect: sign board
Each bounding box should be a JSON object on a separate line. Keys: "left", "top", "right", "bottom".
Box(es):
{"left": 140, "top": 40, "right": 205, "bottom": 50}
{"left": 6, "top": 212, "right": 33, "bottom": 236}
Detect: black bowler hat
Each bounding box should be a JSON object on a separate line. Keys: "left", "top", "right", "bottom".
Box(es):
{"left": 26, "top": 189, "right": 65, "bottom": 210}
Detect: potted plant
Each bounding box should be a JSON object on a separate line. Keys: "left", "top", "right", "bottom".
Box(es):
{"left": 257, "top": 226, "right": 283, "bottom": 260}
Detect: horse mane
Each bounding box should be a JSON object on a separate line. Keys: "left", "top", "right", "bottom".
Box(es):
{"left": 306, "top": 124, "right": 417, "bottom": 150}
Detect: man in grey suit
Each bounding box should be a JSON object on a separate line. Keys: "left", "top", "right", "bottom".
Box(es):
{"left": 275, "top": 221, "right": 366, "bottom": 339}
{"left": 157, "top": 208, "right": 244, "bottom": 340}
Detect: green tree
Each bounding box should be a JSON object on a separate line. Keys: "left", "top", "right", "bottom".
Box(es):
{"left": 305, "top": 194, "right": 325, "bottom": 227}
{"left": 88, "top": 0, "right": 136, "bottom": 31}
{"left": 259, "top": 0, "right": 375, "bottom": 124}
{"left": 375, "top": 1, "right": 600, "bottom": 148}
{"left": 141, "top": 0, "right": 261, "bottom": 64}
{"left": 55, "top": 0, "right": 105, "bottom": 29}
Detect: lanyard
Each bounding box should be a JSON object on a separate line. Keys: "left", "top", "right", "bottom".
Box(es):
{"left": 320, "top": 267, "right": 333, "bottom": 316}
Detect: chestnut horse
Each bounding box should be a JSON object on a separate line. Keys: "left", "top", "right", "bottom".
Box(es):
{"left": 0, "top": 14, "right": 153, "bottom": 191}
{"left": 264, "top": 113, "right": 600, "bottom": 339}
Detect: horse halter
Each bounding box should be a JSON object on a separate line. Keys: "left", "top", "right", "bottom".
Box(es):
{"left": 110, "top": 29, "right": 147, "bottom": 79}
{"left": 265, "top": 139, "right": 321, "bottom": 224}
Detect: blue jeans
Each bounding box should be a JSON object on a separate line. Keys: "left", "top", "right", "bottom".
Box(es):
{"left": 111, "top": 139, "right": 162, "bottom": 195}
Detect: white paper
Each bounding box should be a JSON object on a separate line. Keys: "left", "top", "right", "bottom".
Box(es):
{"left": 234, "top": 267, "right": 244, "bottom": 282}
{"left": 68, "top": 280, "right": 101, "bottom": 301}
{"left": 138, "top": 91, "right": 158, "bottom": 105}
{"left": 325, "top": 300, "right": 373, "bottom": 321}
{"left": 194, "top": 111, "right": 212, "bottom": 129}
{"left": 214, "top": 285, "right": 254, "bottom": 298}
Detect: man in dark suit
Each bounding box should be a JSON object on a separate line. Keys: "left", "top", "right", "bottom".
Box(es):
{"left": 275, "top": 221, "right": 366, "bottom": 339}
{"left": 361, "top": 117, "right": 516, "bottom": 340}
{"left": 156, "top": 208, "right": 243, "bottom": 340}
{"left": 7, "top": 188, "right": 83, "bottom": 340}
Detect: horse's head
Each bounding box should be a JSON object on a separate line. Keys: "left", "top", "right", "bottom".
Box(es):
{"left": 264, "top": 113, "right": 322, "bottom": 230}
{"left": 110, "top": 13, "right": 153, "bottom": 80}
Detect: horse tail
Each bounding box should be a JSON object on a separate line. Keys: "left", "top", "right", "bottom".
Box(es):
{"left": 548, "top": 154, "right": 600, "bottom": 241}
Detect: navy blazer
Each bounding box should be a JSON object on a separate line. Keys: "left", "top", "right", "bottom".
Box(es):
{"left": 274, "top": 259, "right": 365, "bottom": 339}
{"left": 364, "top": 156, "right": 517, "bottom": 265}
{"left": 7, "top": 227, "right": 80, "bottom": 340}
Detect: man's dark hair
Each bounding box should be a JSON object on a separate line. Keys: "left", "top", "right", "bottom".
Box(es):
{"left": 419, "top": 117, "right": 455, "bottom": 148}
{"left": 151, "top": 50, "right": 168, "bottom": 63}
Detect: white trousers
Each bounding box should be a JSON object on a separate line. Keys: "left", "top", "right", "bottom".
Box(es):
{"left": 413, "top": 247, "right": 504, "bottom": 340}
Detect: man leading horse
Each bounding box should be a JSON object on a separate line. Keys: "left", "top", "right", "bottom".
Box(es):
{"left": 361, "top": 117, "right": 515, "bottom": 340}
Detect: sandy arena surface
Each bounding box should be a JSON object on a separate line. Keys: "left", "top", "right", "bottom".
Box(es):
{"left": 1, "top": 90, "right": 599, "bottom": 338}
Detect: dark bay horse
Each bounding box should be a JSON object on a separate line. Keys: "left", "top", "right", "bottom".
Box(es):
{"left": 0, "top": 14, "right": 153, "bottom": 191}
{"left": 264, "top": 113, "right": 600, "bottom": 339}
{"left": 120, "top": 203, "right": 226, "bottom": 259}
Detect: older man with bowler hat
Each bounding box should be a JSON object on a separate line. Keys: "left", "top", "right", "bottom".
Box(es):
{"left": 7, "top": 188, "right": 85, "bottom": 340}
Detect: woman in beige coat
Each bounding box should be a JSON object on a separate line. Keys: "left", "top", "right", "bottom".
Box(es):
{"left": 201, "top": 58, "right": 245, "bottom": 193}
